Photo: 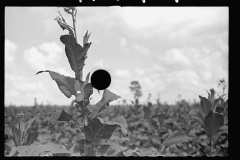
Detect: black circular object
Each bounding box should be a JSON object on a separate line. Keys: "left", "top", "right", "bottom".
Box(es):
{"left": 91, "top": 69, "right": 111, "bottom": 90}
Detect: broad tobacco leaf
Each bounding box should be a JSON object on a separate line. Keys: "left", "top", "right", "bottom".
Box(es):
{"left": 36, "top": 70, "right": 80, "bottom": 98}
{"left": 60, "top": 34, "right": 91, "bottom": 81}
{"left": 84, "top": 116, "right": 128, "bottom": 155}
{"left": 88, "top": 89, "right": 121, "bottom": 117}
{"left": 204, "top": 110, "right": 224, "bottom": 137}
{"left": 162, "top": 131, "right": 190, "bottom": 147}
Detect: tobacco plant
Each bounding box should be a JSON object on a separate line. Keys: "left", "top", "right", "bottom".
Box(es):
{"left": 189, "top": 88, "right": 228, "bottom": 156}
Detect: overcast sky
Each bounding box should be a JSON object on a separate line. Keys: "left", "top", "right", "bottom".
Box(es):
{"left": 5, "top": 7, "right": 228, "bottom": 106}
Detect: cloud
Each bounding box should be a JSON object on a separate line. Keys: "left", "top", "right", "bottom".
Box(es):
{"left": 151, "top": 63, "right": 167, "bottom": 72}
{"left": 115, "top": 7, "right": 228, "bottom": 41}
{"left": 119, "top": 37, "right": 129, "bottom": 53}
{"left": 5, "top": 39, "right": 17, "bottom": 62}
{"left": 159, "top": 48, "right": 191, "bottom": 67}
{"left": 12, "top": 81, "right": 46, "bottom": 92}
{"left": 119, "top": 37, "right": 127, "bottom": 47}
{"left": 94, "top": 59, "right": 109, "bottom": 69}
{"left": 135, "top": 68, "right": 145, "bottom": 75}
{"left": 133, "top": 44, "right": 150, "bottom": 55}
{"left": 114, "top": 69, "right": 131, "bottom": 79}
{"left": 215, "top": 38, "right": 228, "bottom": 53}
{"left": 24, "top": 42, "right": 63, "bottom": 71}
{"left": 5, "top": 73, "right": 46, "bottom": 92}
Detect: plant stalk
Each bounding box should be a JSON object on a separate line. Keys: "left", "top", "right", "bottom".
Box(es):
{"left": 71, "top": 8, "right": 78, "bottom": 43}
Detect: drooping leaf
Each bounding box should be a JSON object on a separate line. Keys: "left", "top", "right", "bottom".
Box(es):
{"left": 199, "top": 96, "right": 212, "bottom": 116}
{"left": 25, "top": 132, "right": 38, "bottom": 146}
{"left": 162, "top": 131, "right": 190, "bottom": 147}
{"left": 60, "top": 35, "right": 91, "bottom": 81}
{"left": 88, "top": 89, "right": 121, "bottom": 117}
{"left": 189, "top": 109, "right": 205, "bottom": 126}
{"left": 57, "top": 110, "right": 73, "bottom": 122}
{"left": 55, "top": 16, "right": 74, "bottom": 36}
{"left": 63, "top": 7, "right": 72, "bottom": 14}
{"left": 36, "top": 70, "right": 78, "bottom": 98}
{"left": 204, "top": 110, "right": 224, "bottom": 136}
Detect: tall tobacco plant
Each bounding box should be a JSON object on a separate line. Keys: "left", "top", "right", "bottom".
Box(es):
{"left": 6, "top": 7, "right": 136, "bottom": 157}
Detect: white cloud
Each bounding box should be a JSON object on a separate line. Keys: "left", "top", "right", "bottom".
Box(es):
{"left": 133, "top": 44, "right": 150, "bottom": 55}
{"left": 114, "top": 69, "right": 131, "bottom": 79}
{"left": 215, "top": 38, "right": 228, "bottom": 53}
{"left": 135, "top": 68, "right": 145, "bottom": 75}
{"left": 159, "top": 48, "right": 191, "bottom": 66}
{"left": 119, "top": 37, "right": 129, "bottom": 53}
{"left": 12, "top": 81, "right": 46, "bottom": 92}
{"left": 5, "top": 73, "right": 46, "bottom": 92}
{"left": 165, "top": 70, "right": 200, "bottom": 87}
{"left": 94, "top": 59, "right": 108, "bottom": 68}
{"left": 5, "top": 39, "right": 17, "bottom": 62}
{"left": 119, "top": 37, "right": 127, "bottom": 47}
{"left": 151, "top": 63, "right": 167, "bottom": 72}
{"left": 6, "top": 90, "right": 19, "bottom": 97}
{"left": 39, "top": 42, "right": 62, "bottom": 55}
{"left": 115, "top": 7, "right": 228, "bottom": 40}
{"left": 201, "top": 70, "right": 212, "bottom": 81}
{"left": 24, "top": 42, "right": 63, "bottom": 71}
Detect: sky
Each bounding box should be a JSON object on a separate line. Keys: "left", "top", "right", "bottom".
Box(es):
{"left": 5, "top": 7, "right": 228, "bottom": 106}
